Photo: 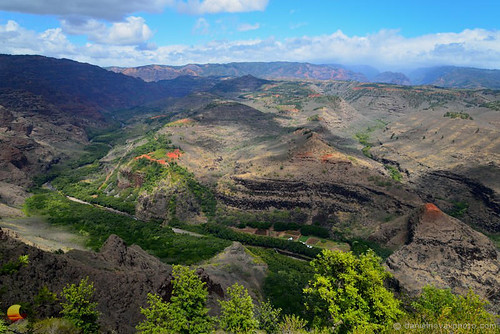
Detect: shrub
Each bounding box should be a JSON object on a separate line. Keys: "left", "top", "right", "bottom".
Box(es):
{"left": 60, "top": 277, "right": 100, "bottom": 334}
{"left": 300, "top": 225, "right": 329, "bottom": 238}
{"left": 218, "top": 283, "right": 258, "bottom": 333}
{"left": 304, "top": 250, "right": 403, "bottom": 332}
{"left": 33, "top": 318, "right": 81, "bottom": 334}
{"left": 255, "top": 300, "right": 282, "bottom": 334}
{"left": 136, "top": 265, "right": 213, "bottom": 334}
{"left": 409, "top": 286, "right": 498, "bottom": 333}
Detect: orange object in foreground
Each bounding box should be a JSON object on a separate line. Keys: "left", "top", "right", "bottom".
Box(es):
{"left": 7, "top": 304, "right": 26, "bottom": 322}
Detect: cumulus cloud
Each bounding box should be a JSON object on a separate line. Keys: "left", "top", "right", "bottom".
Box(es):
{"left": 0, "top": 20, "right": 76, "bottom": 57}
{"left": 238, "top": 23, "right": 260, "bottom": 32}
{"left": 62, "top": 16, "right": 153, "bottom": 45}
{"left": 176, "top": 0, "right": 268, "bottom": 15}
{"left": 1, "top": 20, "right": 499, "bottom": 70}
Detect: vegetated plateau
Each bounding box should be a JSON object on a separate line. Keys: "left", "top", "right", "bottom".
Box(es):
{"left": 0, "top": 55, "right": 499, "bottom": 333}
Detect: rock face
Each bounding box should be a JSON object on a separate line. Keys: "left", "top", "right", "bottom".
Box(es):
{"left": 203, "top": 242, "right": 267, "bottom": 303}
{"left": 0, "top": 231, "right": 225, "bottom": 333}
{"left": 386, "top": 204, "right": 500, "bottom": 311}
{"left": 135, "top": 178, "right": 203, "bottom": 222}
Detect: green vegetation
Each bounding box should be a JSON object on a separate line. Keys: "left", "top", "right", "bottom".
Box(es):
{"left": 385, "top": 164, "right": 403, "bottom": 182}
{"left": 304, "top": 250, "right": 403, "bottom": 332}
{"left": 482, "top": 101, "right": 500, "bottom": 111}
{"left": 249, "top": 247, "right": 313, "bottom": 318}
{"left": 408, "top": 286, "right": 499, "bottom": 333}
{"left": 333, "top": 230, "right": 393, "bottom": 259}
{"left": 218, "top": 283, "right": 258, "bottom": 333}
{"left": 307, "top": 114, "right": 320, "bottom": 122}
{"left": 255, "top": 300, "right": 282, "bottom": 334}
{"left": 444, "top": 111, "right": 473, "bottom": 120}
{"left": 0, "top": 254, "right": 29, "bottom": 274}
{"left": 355, "top": 132, "right": 373, "bottom": 158}
{"left": 24, "top": 192, "right": 230, "bottom": 264}
{"left": 299, "top": 225, "right": 329, "bottom": 238}
{"left": 368, "top": 175, "right": 393, "bottom": 187}
{"left": 137, "top": 266, "right": 213, "bottom": 334}
{"left": 273, "top": 221, "right": 300, "bottom": 231}
{"left": 60, "top": 277, "right": 100, "bottom": 334}
{"left": 203, "top": 223, "right": 320, "bottom": 258}
{"left": 0, "top": 320, "right": 7, "bottom": 334}
{"left": 447, "top": 201, "right": 469, "bottom": 218}
{"left": 32, "top": 318, "right": 80, "bottom": 334}
{"left": 354, "top": 120, "right": 388, "bottom": 159}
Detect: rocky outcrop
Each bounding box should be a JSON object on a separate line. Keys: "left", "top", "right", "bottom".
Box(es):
{"left": 203, "top": 242, "right": 267, "bottom": 303}
{"left": 135, "top": 178, "right": 203, "bottom": 222}
{"left": 386, "top": 204, "right": 500, "bottom": 311}
{"left": 0, "top": 231, "right": 225, "bottom": 333}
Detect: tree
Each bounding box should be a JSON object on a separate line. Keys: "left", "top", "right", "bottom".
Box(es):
{"left": 303, "top": 249, "right": 403, "bottom": 333}
{"left": 136, "top": 265, "right": 213, "bottom": 334}
{"left": 255, "top": 300, "right": 282, "bottom": 334}
{"left": 60, "top": 277, "right": 100, "bottom": 334}
{"left": 411, "top": 286, "right": 498, "bottom": 333}
{"left": 218, "top": 283, "right": 258, "bottom": 333}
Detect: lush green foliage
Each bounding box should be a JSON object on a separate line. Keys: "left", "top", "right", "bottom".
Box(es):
{"left": 333, "top": 231, "right": 393, "bottom": 260}
{"left": 300, "top": 225, "right": 329, "bottom": 238}
{"left": 273, "top": 221, "right": 300, "bottom": 231}
{"left": 278, "top": 314, "right": 308, "bottom": 334}
{"left": 218, "top": 283, "right": 258, "bottom": 333}
{"left": 443, "top": 111, "right": 473, "bottom": 120}
{"left": 255, "top": 300, "right": 282, "bottom": 334}
{"left": 137, "top": 265, "right": 213, "bottom": 334}
{"left": 203, "top": 223, "right": 320, "bottom": 258}
{"left": 24, "top": 192, "right": 230, "bottom": 264}
{"left": 407, "top": 286, "right": 499, "bottom": 333}
{"left": 0, "top": 254, "right": 29, "bottom": 274}
{"left": 34, "top": 286, "right": 58, "bottom": 313}
{"left": 0, "top": 319, "right": 8, "bottom": 334}
{"left": 304, "top": 249, "right": 403, "bottom": 333}
{"left": 60, "top": 277, "right": 100, "bottom": 334}
{"left": 249, "top": 247, "right": 313, "bottom": 318}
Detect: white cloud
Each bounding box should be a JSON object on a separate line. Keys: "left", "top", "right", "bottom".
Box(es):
{"left": 238, "top": 23, "right": 260, "bottom": 32}
{"left": 176, "top": 0, "right": 268, "bottom": 15}
{"left": 0, "top": 20, "right": 76, "bottom": 57}
{"left": 62, "top": 16, "right": 153, "bottom": 45}
{"left": 1, "top": 21, "right": 499, "bottom": 70}
{"left": 193, "top": 18, "right": 210, "bottom": 35}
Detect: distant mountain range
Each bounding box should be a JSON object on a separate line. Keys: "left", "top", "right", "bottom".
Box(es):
{"left": 408, "top": 66, "right": 500, "bottom": 89}
{"left": 109, "top": 62, "right": 500, "bottom": 89}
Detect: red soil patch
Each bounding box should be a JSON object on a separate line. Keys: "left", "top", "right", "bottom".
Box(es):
{"left": 306, "top": 237, "right": 319, "bottom": 245}
{"left": 135, "top": 154, "right": 167, "bottom": 165}
{"left": 255, "top": 229, "right": 268, "bottom": 236}
{"left": 149, "top": 114, "right": 168, "bottom": 120}
{"left": 166, "top": 149, "right": 183, "bottom": 160}
{"left": 423, "top": 203, "right": 443, "bottom": 219}
{"left": 320, "top": 153, "right": 334, "bottom": 162}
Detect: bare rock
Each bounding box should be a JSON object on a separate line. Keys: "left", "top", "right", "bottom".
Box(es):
{"left": 386, "top": 204, "right": 500, "bottom": 311}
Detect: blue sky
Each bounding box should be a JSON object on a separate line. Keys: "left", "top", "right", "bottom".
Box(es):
{"left": 0, "top": 0, "right": 499, "bottom": 70}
